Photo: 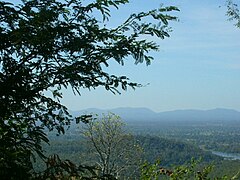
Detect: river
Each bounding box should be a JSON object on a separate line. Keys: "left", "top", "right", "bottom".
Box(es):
{"left": 211, "top": 151, "right": 240, "bottom": 160}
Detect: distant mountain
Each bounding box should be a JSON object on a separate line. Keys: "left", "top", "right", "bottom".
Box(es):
{"left": 71, "top": 107, "right": 240, "bottom": 122}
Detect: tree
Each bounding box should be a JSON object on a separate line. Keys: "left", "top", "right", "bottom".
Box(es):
{"left": 80, "top": 113, "right": 142, "bottom": 179}
{"left": 226, "top": 0, "right": 240, "bottom": 27}
{"left": 0, "top": 0, "right": 178, "bottom": 178}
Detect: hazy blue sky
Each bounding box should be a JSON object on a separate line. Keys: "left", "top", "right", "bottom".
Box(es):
{"left": 13, "top": 0, "right": 240, "bottom": 112}
{"left": 60, "top": 0, "right": 240, "bottom": 112}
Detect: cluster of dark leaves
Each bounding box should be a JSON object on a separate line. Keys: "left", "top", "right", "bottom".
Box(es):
{"left": 34, "top": 154, "right": 116, "bottom": 180}
{"left": 140, "top": 159, "right": 229, "bottom": 180}
{"left": 226, "top": 0, "right": 240, "bottom": 27}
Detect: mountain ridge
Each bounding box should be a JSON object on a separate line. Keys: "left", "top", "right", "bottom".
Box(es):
{"left": 70, "top": 107, "right": 240, "bottom": 122}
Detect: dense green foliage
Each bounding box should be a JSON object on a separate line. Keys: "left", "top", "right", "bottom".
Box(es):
{"left": 140, "top": 159, "right": 229, "bottom": 180}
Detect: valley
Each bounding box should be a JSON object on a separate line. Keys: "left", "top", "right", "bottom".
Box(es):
{"left": 35, "top": 107, "right": 240, "bottom": 178}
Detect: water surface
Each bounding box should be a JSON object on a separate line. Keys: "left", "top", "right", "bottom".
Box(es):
{"left": 211, "top": 151, "right": 240, "bottom": 160}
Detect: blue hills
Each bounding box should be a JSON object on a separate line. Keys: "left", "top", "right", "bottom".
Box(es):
{"left": 71, "top": 107, "right": 240, "bottom": 122}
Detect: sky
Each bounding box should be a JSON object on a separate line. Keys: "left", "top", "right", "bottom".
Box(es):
{"left": 59, "top": 0, "right": 240, "bottom": 112}
{"left": 12, "top": 0, "right": 240, "bottom": 112}
{"left": 60, "top": 0, "right": 240, "bottom": 112}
